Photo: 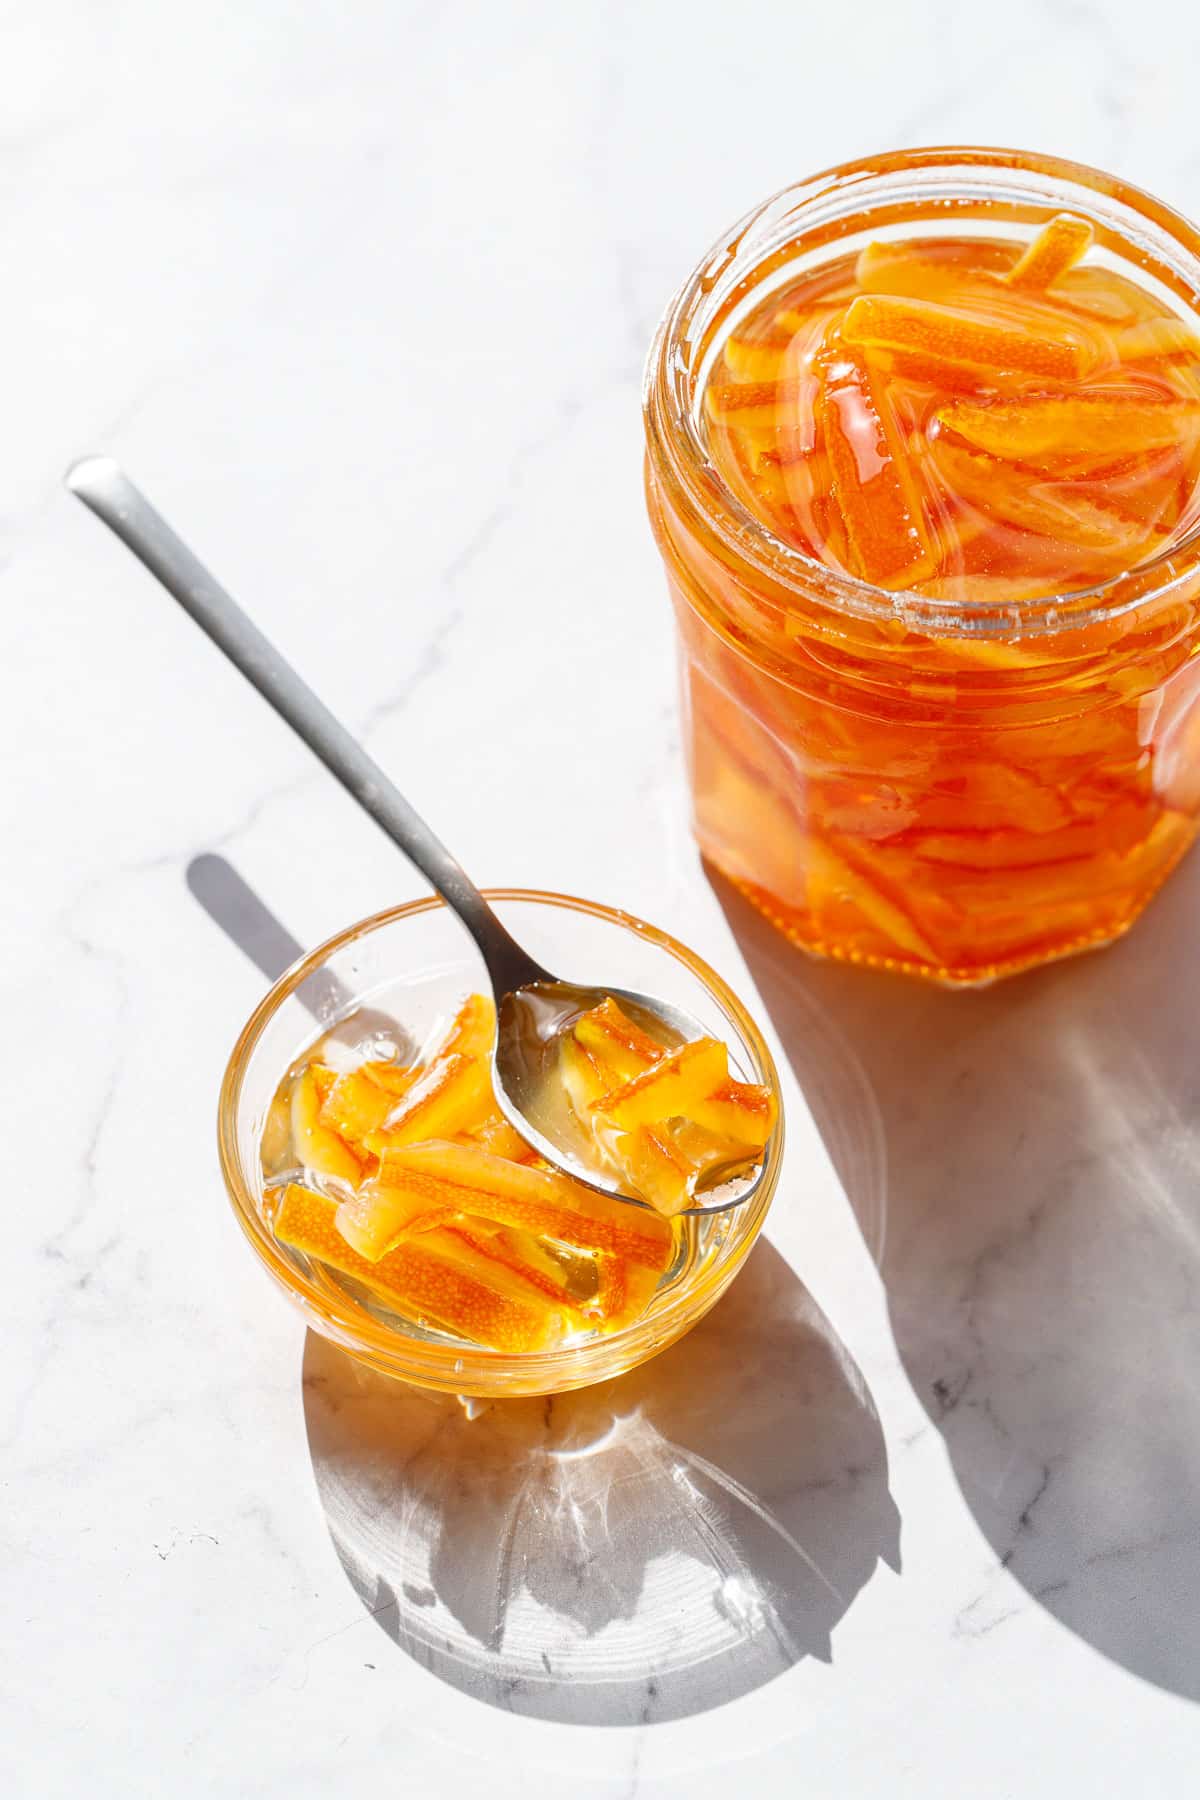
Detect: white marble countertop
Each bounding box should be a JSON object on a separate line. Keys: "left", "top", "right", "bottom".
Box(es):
{"left": 8, "top": 2, "right": 1200, "bottom": 1793}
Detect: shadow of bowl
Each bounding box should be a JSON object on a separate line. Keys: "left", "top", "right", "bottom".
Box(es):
{"left": 711, "top": 855, "right": 1200, "bottom": 1701}
{"left": 303, "top": 1238, "right": 900, "bottom": 1724}
{"left": 183, "top": 848, "right": 901, "bottom": 1719}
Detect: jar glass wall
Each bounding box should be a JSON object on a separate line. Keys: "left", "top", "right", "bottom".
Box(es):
{"left": 644, "top": 148, "right": 1200, "bottom": 984}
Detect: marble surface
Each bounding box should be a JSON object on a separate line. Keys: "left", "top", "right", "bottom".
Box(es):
{"left": 8, "top": 1, "right": 1200, "bottom": 1793}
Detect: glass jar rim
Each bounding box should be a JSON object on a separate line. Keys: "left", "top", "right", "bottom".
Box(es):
{"left": 643, "top": 144, "right": 1200, "bottom": 641}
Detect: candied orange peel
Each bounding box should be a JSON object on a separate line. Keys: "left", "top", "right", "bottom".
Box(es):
{"left": 679, "top": 205, "right": 1200, "bottom": 989}
{"left": 933, "top": 392, "right": 1200, "bottom": 470}
{"left": 261, "top": 991, "right": 774, "bottom": 1348}
{"left": 703, "top": 224, "right": 1200, "bottom": 599}
{"left": 561, "top": 1000, "right": 776, "bottom": 1218}
{"left": 1006, "top": 213, "right": 1094, "bottom": 291}
{"left": 840, "top": 292, "right": 1099, "bottom": 384}
{"left": 364, "top": 1049, "right": 492, "bottom": 1151}
{"left": 816, "top": 347, "right": 936, "bottom": 587}
{"left": 271, "top": 1182, "right": 570, "bottom": 1353}
{"left": 290, "top": 1064, "right": 364, "bottom": 1186}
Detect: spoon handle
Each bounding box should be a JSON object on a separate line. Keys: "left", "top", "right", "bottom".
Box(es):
{"left": 65, "top": 457, "right": 547, "bottom": 994}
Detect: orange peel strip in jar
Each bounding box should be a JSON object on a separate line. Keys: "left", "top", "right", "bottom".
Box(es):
{"left": 855, "top": 238, "right": 1013, "bottom": 301}
{"left": 1113, "top": 318, "right": 1200, "bottom": 362}
{"left": 924, "top": 437, "right": 1150, "bottom": 554}
{"left": 1006, "top": 212, "right": 1094, "bottom": 289}
{"left": 270, "top": 1182, "right": 569, "bottom": 1352}
{"left": 722, "top": 336, "right": 791, "bottom": 383}
{"left": 934, "top": 393, "right": 1200, "bottom": 469}
{"left": 704, "top": 378, "right": 809, "bottom": 451}
{"left": 840, "top": 292, "right": 1099, "bottom": 383}
{"left": 816, "top": 347, "right": 936, "bottom": 586}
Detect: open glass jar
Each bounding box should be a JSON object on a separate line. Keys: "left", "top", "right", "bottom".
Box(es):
{"left": 644, "top": 148, "right": 1200, "bottom": 985}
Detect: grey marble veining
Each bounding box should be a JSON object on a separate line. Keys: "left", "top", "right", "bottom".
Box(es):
{"left": 9, "top": 1, "right": 1200, "bottom": 1795}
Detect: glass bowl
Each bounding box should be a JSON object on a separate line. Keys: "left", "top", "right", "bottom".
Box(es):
{"left": 218, "top": 889, "right": 784, "bottom": 1397}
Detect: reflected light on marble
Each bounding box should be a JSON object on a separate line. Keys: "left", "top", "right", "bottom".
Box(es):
{"left": 713, "top": 850, "right": 1200, "bottom": 1702}
{"left": 303, "top": 1240, "right": 900, "bottom": 1724}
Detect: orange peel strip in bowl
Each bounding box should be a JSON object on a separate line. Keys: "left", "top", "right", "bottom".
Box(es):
{"left": 612, "top": 1127, "right": 695, "bottom": 1218}
{"left": 589, "top": 1255, "right": 663, "bottom": 1331}
{"left": 1006, "top": 213, "right": 1094, "bottom": 290}
{"left": 360, "top": 1059, "right": 422, "bottom": 1098}
{"left": 437, "top": 992, "right": 497, "bottom": 1061}
{"left": 464, "top": 1112, "right": 540, "bottom": 1163}
{"left": 365, "top": 1050, "right": 492, "bottom": 1151}
{"left": 816, "top": 347, "right": 936, "bottom": 587}
{"left": 318, "top": 1067, "right": 405, "bottom": 1148}
{"left": 336, "top": 1163, "right": 468, "bottom": 1258}
{"left": 559, "top": 1037, "right": 678, "bottom": 1209}
{"left": 841, "top": 292, "right": 1098, "bottom": 383}
{"left": 436, "top": 1220, "right": 584, "bottom": 1316}
{"left": 668, "top": 1120, "right": 762, "bottom": 1187}
{"left": 573, "top": 998, "right": 666, "bottom": 1081}
{"left": 370, "top": 1139, "right": 676, "bottom": 1270}
{"left": 289, "top": 1065, "right": 364, "bottom": 1185}
{"left": 591, "top": 1037, "right": 730, "bottom": 1132}
{"left": 689, "top": 1076, "right": 778, "bottom": 1147}
{"left": 271, "top": 1182, "right": 568, "bottom": 1352}
{"left": 559, "top": 1035, "right": 619, "bottom": 1118}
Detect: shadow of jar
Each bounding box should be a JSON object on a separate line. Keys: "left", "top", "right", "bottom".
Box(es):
{"left": 711, "top": 851, "right": 1200, "bottom": 1703}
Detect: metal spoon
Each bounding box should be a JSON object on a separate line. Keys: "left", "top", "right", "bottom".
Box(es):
{"left": 65, "top": 457, "right": 770, "bottom": 1215}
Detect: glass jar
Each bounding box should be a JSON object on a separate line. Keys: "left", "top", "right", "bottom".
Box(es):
{"left": 644, "top": 148, "right": 1200, "bottom": 985}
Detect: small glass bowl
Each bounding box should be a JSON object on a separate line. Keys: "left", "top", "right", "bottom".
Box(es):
{"left": 218, "top": 889, "right": 784, "bottom": 1397}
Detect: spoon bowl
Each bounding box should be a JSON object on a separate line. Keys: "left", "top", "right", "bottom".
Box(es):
{"left": 494, "top": 981, "right": 765, "bottom": 1213}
